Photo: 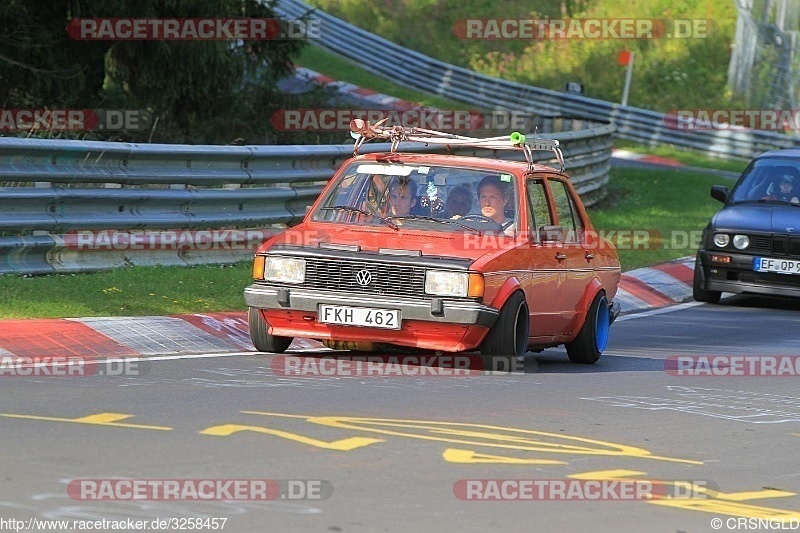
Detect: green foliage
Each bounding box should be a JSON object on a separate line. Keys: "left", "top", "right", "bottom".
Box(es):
{"left": 0, "top": 0, "right": 321, "bottom": 144}
{"left": 306, "top": 0, "right": 739, "bottom": 112}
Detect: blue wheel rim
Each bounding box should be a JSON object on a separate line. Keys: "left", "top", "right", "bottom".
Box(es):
{"left": 595, "top": 296, "right": 610, "bottom": 352}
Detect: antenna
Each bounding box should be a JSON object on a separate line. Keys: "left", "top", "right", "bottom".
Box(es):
{"left": 349, "top": 119, "right": 565, "bottom": 171}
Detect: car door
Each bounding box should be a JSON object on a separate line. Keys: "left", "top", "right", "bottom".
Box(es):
{"left": 523, "top": 177, "right": 569, "bottom": 341}
{"left": 547, "top": 178, "right": 594, "bottom": 334}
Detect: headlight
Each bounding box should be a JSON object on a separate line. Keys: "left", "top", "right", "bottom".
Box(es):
{"left": 263, "top": 256, "right": 305, "bottom": 284}
{"left": 425, "top": 271, "right": 483, "bottom": 297}
{"left": 713, "top": 233, "right": 730, "bottom": 247}
{"left": 732, "top": 234, "right": 750, "bottom": 250}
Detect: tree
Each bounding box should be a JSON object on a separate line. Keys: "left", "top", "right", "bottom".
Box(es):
{"left": 0, "top": 0, "right": 309, "bottom": 143}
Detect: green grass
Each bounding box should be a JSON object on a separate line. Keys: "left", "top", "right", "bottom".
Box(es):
{"left": 588, "top": 167, "right": 725, "bottom": 270}
{"left": 296, "top": 46, "right": 469, "bottom": 110}
{"left": 0, "top": 263, "right": 251, "bottom": 319}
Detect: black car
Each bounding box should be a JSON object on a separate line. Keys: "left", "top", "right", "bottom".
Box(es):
{"left": 693, "top": 149, "right": 800, "bottom": 303}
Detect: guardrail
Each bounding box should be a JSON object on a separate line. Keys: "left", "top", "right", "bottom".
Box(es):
{"left": 0, "top": 120, "right": 613, "bottom": 274}
{"left": 275, "top": 0, "right": 800, "bottom": 159}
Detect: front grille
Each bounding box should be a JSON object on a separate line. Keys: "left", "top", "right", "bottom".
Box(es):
{"left": 772, "top": 235, "right": 800, "bottom": 257}
{"left": 303, "top": 258, "right": 426, "bottom": 297}
{"left": 748, "top": 235, "right": 772, "bottom": 253}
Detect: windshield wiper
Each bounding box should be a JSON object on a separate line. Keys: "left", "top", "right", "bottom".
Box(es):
{"left": 388, "top": 215, "right": 481, "bottom": 234}
{"left": 320, "top": 206, "right": 399, "bottom": 230}
{"left": 754, "top": 198, "right": 800, "bottom": 206}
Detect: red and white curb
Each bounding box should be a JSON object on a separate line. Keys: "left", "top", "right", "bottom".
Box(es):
{"left": 0, "top": 258, "right": 696, "bottom": 361}
{"left": 615, "top": 256, "right": 694, "bottom": 312}
{"left": 295, "top": 66, "right": 421, "bottom": 110}
{"left": 0, "top": 312, "right": 322, "bottom": 361}
{"left": 611, "top": 148, "right": 685, "bottom": 167}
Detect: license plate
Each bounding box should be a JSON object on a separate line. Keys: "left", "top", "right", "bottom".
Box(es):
{"left": 753, "top": 257, "right": 800, "bottom": 275}
{"left": 318, "top": 304, "right": 401, "bottom": 330}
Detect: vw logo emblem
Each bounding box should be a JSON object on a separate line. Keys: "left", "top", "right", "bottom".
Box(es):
{"left": 355, "top": 269, "right": 372, "bottom": 286}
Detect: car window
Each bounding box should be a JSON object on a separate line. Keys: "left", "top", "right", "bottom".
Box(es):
{"left": 730, "top": 159, "right": 800, "bottom": 203}
{"left": 550, "top": 180, "right": 584, "bottom": 243}
{"left": 526, "top": 179, "right": 553, "bottom": 240}
{"left": 311, "top": 162, "right": 518, "bottom": 233}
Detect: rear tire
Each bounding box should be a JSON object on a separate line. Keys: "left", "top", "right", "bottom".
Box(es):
{"left": 566, "top": 291, "right": 609, "bottom": 364}
{"left": 692, "top": 257, "right": 721, "bottom": 304}
{"left": 248, "top": 307, "right": 292, "bottom": 353}
{"left": 480, "top": 291, "right": 529, "bottom": 372}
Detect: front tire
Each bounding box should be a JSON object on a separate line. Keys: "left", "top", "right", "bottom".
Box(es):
{"left": 692, "top": 256, "right": 721, "bottom": 304}
{"left": 566, "top": 291, "right": 610, "bottom": 364}
{"left": 480, "top": 291, "right": 529, "bottom": 372}
{"left": 248, "top": 307, "right": 292, "bottom": 353}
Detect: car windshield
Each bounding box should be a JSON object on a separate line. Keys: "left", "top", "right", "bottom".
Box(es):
{"left": 312, "top": 162, "right": 519, "bottom": 233}
{"left": 729, "top": 158, "right": 800, "bottom": 204}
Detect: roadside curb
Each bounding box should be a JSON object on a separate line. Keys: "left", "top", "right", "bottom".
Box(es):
{"left": 0, "top": 258, "right": 695, "bottom": 360}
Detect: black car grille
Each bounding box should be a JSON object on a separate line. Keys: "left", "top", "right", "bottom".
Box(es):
{"left": 719, "top": 234, "right": 800, "bottom": 257}
{"left": 747, "top": 235, "right": 772, "bottom": 253}
{"left": 772, "top": 235, "right": 800, "bottom": 257}
{"left": 303, "top": 258, "right": 426, "bottom": 297}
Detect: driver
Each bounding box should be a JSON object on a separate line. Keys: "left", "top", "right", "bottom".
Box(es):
{"left": 773, "top": 174, "right": 799, "bottom": 204}
{"left": 386, "top": 177, "right": 418, "bottom": 217}
{"left": 477, "top": 175, "right": 515, "bottom": 236}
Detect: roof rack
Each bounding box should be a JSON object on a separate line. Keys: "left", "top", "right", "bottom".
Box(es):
{"left": 349, "top": 118, "right": 565, "bottom": 171}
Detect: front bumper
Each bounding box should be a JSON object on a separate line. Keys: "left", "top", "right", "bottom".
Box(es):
{"left": 244, "top": 284, "right": 500, "bottom": 352}
{"left": 697, "top": 249, "right": 800, "bottom": 298}
{"left": 244, "top": 284, "right": 499, "bottom": 327}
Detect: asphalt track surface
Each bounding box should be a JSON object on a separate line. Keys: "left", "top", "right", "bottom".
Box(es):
{"left": 1, "top": 294, "right": 799, "bottom": 533}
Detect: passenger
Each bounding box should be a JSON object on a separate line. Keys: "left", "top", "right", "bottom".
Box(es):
{"left": 444, "top": 185, "right": 473, "bottom": 219}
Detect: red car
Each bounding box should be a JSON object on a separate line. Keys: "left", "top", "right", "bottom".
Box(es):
{"left": 245, "top": 123, "right": 621, "bottom": 366}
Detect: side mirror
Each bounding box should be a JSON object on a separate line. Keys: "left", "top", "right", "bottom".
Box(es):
{"left": 710, "top": 185, "right": 729, "bottom": 203}
{"left": 539, "top": 225, "right": 564, "bottom": 243}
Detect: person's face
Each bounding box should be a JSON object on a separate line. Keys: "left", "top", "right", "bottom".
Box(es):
{"left": 479, "top": 184, "right": 507, "bottom": 223}
{"left": 388, "top": 185, "right": 415, "bottom": 216}
{"left": 446, "top": 192, "right": 470, "bottom": 217}
{"left": 780, "top": 180, "right": 793, "bottom": 193}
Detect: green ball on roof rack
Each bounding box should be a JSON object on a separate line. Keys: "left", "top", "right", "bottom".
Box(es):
{"left": 509, "top": 132, "right": 526, "bottom": 144}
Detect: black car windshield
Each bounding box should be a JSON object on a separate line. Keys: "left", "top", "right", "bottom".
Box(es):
{"left": 311, "top": 162, "right": 519, "bottom": 234}
{"left": 730, "top": 159, "right": 800, "bottom": 204}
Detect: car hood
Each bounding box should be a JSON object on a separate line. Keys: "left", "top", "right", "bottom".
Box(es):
{"left": 271, "top": 224, "right": 519, "bottom": 262}
{"left": 714, "top": 203, "right": 800, "bottom": 233}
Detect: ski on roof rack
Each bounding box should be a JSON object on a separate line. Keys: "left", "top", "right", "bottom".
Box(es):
{"left": 349, "top": 118, "right": 565, "bottom": 171}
